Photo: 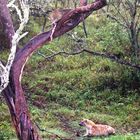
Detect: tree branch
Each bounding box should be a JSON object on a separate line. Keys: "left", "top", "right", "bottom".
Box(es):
{"left": 38, "top": 48, "right": 140, "bottom": 70}
{"left": 1, "top": 1, "right": 107, "bottom": 139}
{"left": 0, "top": 0, "right": 29, "bottom": 93}
{"left": 107, "top": 14, "right": 128, "bottom": 28}
{"left": 0, "top": 0, "right": 15, "bottom": 48}
{"left": 12, "top": 0, "right": 107, "bottom": 84}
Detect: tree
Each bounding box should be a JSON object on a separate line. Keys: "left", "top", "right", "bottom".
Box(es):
{"left": 0, "top": 0, "right": 107, "bottom": 139}
{"left": 107, "top": 0, "right": 140, "bottom": 60}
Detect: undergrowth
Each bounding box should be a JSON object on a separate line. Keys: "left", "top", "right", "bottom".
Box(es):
{"left": 0, "top": 13, "right": 140, "bottom": 139}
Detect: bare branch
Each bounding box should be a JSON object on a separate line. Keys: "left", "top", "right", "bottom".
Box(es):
{"left": 135, "top": 12, "right": 140, "bottom": 29}
{"left": 38, "top": 48, "right": 140, "bottom": 70}
{"left": 7, "top": 0, "right": 22, "bottom": 21}
{"left": 7, "top": 0, "right": 16, "bottom": 7}
{"left": 111, "top": 1, "right": 130, "bottom": 28}
{"left": 107, "top": 14, "right": 128, "bottom": 28}
{"left": 0, "top": 0, "right": 29, "bottom": 93}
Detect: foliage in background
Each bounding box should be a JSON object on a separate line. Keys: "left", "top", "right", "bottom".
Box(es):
{"left": 0, "top": 2, "right": 140, "bottom": 139}
{"left": 21, "top": 11, "right": 140, "bottom": 138}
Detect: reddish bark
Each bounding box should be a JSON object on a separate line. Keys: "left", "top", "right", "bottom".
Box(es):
{"left": 2, "top": 0, "right": 107, "bottom": 140}
{"left": 0, "top": 0, "right": 15, "bottom": 48}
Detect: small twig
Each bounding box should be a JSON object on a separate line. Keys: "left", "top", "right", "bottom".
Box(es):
{"left": 37, "top": 48, "right": 140, "bottom": 70}
{"left": 107, "top": 14, "right": 128, "bottom": 29}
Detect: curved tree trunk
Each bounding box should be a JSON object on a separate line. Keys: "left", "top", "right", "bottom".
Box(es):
{"left": 2, "top": 0, "right": 107, "bottom": 139}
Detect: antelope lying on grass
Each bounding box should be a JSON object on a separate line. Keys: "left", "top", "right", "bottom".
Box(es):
{"left": 79, "top": 119, "right": 115, "bottom": 137}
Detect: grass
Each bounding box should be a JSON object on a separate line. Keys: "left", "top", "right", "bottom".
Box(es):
{"left": 1, "top": 88, "right": 140, "bottom": 139}
{"left": 29, "top": 96, "right": 140, "bottom": 139}
{"left": 1, "top": 98, "right": 140, "bottom": 139}
{"left": 21, "top": 49, "right": 140, "bottom": 139}
{"left": 83, "top": 134, "right": 140, "bottom": 140}
{"left": 1, "top": 13, "right": 140, "bottom": 140}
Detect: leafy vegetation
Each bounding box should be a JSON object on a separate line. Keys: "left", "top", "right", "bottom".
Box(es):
{"left": 0, "top": 4, "right": 140, "bottom": 140}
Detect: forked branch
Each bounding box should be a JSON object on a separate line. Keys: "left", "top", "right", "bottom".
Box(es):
{"left": 0, "top": 0, "right": 29, "bottom": 93}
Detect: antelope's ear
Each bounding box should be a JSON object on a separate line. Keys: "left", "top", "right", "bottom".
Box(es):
{"left": 85, "top": 119, "right": 88, "bottom": 123}
{"left": 82, "top": 118, "right": 86, "bottom": 121}
{"left": 83, "top": 118, "right": 88, "bottom": 122}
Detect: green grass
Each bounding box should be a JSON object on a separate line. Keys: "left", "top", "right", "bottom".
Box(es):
{"left": 1, "top": 98, "right": 139, "bottom": 139}
{"left": 72, "top": 135, "right": 140, "bottom": 140}
{"left": 1, "top": 12, "right": 140, "bottom": 140}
